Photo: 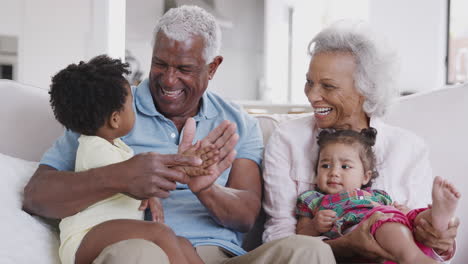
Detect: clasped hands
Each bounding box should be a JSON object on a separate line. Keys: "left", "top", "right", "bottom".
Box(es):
{"left": 137, "top": 118, "right": 238, "bottom": 222}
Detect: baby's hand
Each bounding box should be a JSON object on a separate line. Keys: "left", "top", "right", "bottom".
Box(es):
{"left": 139, "top": 197, "right": 164, "bottom": 223}
{"left": 311, "top": 209, "right": 336, "bottom": 234}
{"left": 174, "top": 141, "right": 220, "bottom": 177}
{"left": 392, "top": 201, "right": 410, "bottom": 214}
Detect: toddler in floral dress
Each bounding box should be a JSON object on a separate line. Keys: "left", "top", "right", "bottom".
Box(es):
{"left": 296, "top": 128, "right": 460, "bottom": 264}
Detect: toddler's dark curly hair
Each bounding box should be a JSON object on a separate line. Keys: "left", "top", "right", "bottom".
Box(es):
{"left": 49, "top": 55, "right": 131, "bottom": 135}
{"left": 317, "top": 127, "right": 379, "bottom": 188}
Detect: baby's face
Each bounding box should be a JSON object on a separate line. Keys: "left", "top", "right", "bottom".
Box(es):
{"left": 316, "top": 142, "right": 370, "bottom": 194}
{"left": 118, "top": 83, "right": 135, "bottom": 136}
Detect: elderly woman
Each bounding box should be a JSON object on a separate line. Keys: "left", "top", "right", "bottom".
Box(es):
{"left": 262, "top": 21, "right": 458, "bottom": 262}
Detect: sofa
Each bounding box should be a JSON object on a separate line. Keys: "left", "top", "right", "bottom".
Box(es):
{"left": 0, "top": 79, "right": 467, "bottom": 263}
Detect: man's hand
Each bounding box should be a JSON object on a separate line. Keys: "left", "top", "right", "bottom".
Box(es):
{"left": 139, "top": 197, "right": 164, "bottom": 222}
{"left": 327, "top": 211, "right": 395, "bottom": 262}
{"left": 414, "top": 215, "right": 459, "bottom": 254}
{"left": 117, "top": 151, "right": 202, "bottom": 199}
{"left": 178, "top": 118, "right": 239, "bottom": 193}
{"left": 311, "top": 210, "right": 336, "bottom": 233}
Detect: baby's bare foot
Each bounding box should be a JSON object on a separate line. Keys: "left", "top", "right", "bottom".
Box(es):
{"left": 431, "top": 176, "right": 461, "bottom": 232}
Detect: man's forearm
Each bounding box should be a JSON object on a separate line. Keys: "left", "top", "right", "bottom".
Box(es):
{"left": 196, "top": 184, "right": 261, "bottom": 232}
{"left": 23, "top": 165, "right": 119, "bottom": 219}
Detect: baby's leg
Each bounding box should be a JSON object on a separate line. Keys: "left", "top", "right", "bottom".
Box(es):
{"left": 75, "top": 219, "right": 201, "bottom": 264}
{"left": 431, "top": 176, "right": 461, "bottom": 231}
{"left": 374, "top": 222, "right": 438, "bottom": 264}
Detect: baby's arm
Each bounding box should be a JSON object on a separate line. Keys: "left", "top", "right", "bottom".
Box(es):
{"left": 296, "top": 210, "right": 336, "bottom": 236}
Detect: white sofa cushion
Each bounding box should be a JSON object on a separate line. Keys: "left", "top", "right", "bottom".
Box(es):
{"left": 0, "top": 153, "right": 60, "bottom": 264}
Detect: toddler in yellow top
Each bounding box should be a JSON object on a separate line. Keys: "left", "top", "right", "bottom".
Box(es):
{"left": 49, "top": 55, "right": 211, "bottom": 264}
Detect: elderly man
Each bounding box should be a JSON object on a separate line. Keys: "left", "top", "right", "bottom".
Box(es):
{"left": 23, "top": 5, "right": 334, "bottom": 264}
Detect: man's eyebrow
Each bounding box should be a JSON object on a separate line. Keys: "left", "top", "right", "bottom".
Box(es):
{"left": 178, "top": 64, "right": 196, "bottom": 68}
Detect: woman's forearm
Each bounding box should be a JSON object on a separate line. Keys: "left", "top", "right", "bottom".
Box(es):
{"left": 296, "top": 216, "right": 321, "bottom": 236}
{"left": 324, "top": 236, "right": 357, "bottom": 261}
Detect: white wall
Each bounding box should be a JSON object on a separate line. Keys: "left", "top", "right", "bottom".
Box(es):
{"left": 0, "top": 0, "right": 126, "bottom": 89}
{"left": 125, "top": 0, "right": 164, "bottom": 82}
{"left": 91, "top": 0, "right": 127, "bottom": 60}
{"left": 0, "top": 0, "right": 22, "bottom": 36}
{"left": 369, "top": 0, "right": 447, "bottom": 94}
{"left": 18, "top": 0, "right": 92, "bottom": 88}
{"left": 262, "top": 0, "right": 289, "bottom": 103}
{"left": 209, "top": 0, "right": 264, "bottom": 101}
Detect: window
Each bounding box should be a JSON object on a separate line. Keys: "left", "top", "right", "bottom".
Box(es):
{"left": 447, "top": 0, "right": 468, "bottom": 84}
{"left": 0, "top": 35, "right": 17, "bottom": 81}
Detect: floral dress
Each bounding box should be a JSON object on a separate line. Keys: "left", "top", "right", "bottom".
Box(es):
{"left": 296, "top": 187, "right": 392, "bottom": 239}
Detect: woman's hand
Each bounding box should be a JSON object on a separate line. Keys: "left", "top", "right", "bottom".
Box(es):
{"left": 392, "top": 201, "right": 410, "bottom": 214}
{"left": 345, "top": 211, "right": 394, "bottom": 261}
{"left": 414, "top": 215, "right": 459, "bottom": 255}
{"left": 327, "top": 211, "right": 395, "bottom": 262}
{"left": 139, "top": 197, "right": 164, "bottom": 223}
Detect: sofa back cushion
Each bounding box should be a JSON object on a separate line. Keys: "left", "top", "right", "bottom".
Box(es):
{"left": 384, "top": 84, "right": 468, "bottom": 263}
{"left": 0, "top": 80, "right": 63, "bottom": 161}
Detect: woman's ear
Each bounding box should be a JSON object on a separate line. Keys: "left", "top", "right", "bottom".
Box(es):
{"left": 109, "top": 111, "right": 121, "bottom": 129}
{"left": 362, "top": 170, "right": 372, "bottom": 185}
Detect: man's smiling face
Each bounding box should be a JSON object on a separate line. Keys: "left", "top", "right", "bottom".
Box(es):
{"left": 149, "top": 31, "right": 211, "bottom": 119}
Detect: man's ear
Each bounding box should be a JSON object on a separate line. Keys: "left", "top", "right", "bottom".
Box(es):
{"left": 109, "top": 111, "right": 120, "bottom": 129}
{"left": 362, "top": 170, "right": 372, "bottom": 185}
{"left": 208, "top": 56, "right": 223, "bottom": 80}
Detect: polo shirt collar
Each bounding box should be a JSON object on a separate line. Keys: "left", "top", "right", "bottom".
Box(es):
{"left": 196, "top": 92, "right": 218, "bottom": 120}
{"left": 135, "top": 78, "right": 218, "bottom": 120}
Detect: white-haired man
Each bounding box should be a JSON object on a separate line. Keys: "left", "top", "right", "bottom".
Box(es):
{"left": 23, "top": 5, "right": 335, "bottom": 264}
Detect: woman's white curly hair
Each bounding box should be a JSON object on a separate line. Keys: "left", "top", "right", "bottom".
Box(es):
{"left": 153, "top": 5, "right": 222, "bottom": 63}
{"left": 308, "top": 20, "right": 399, "bottom": 117}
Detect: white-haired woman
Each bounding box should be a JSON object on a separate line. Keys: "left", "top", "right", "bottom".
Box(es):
{"left": 262, "top": 21, "right": 459, "bottom": 262}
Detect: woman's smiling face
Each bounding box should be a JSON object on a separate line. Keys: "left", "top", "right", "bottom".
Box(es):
{"left": 304, "top": 51, "right": 369, "bottom": 131}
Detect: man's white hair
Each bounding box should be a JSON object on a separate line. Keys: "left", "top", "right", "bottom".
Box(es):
{"left": 308, "top": 20, "right": 398, "bottom": 117}
{"left": 153, "top": 5, "right": 221, "bottom": 63}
